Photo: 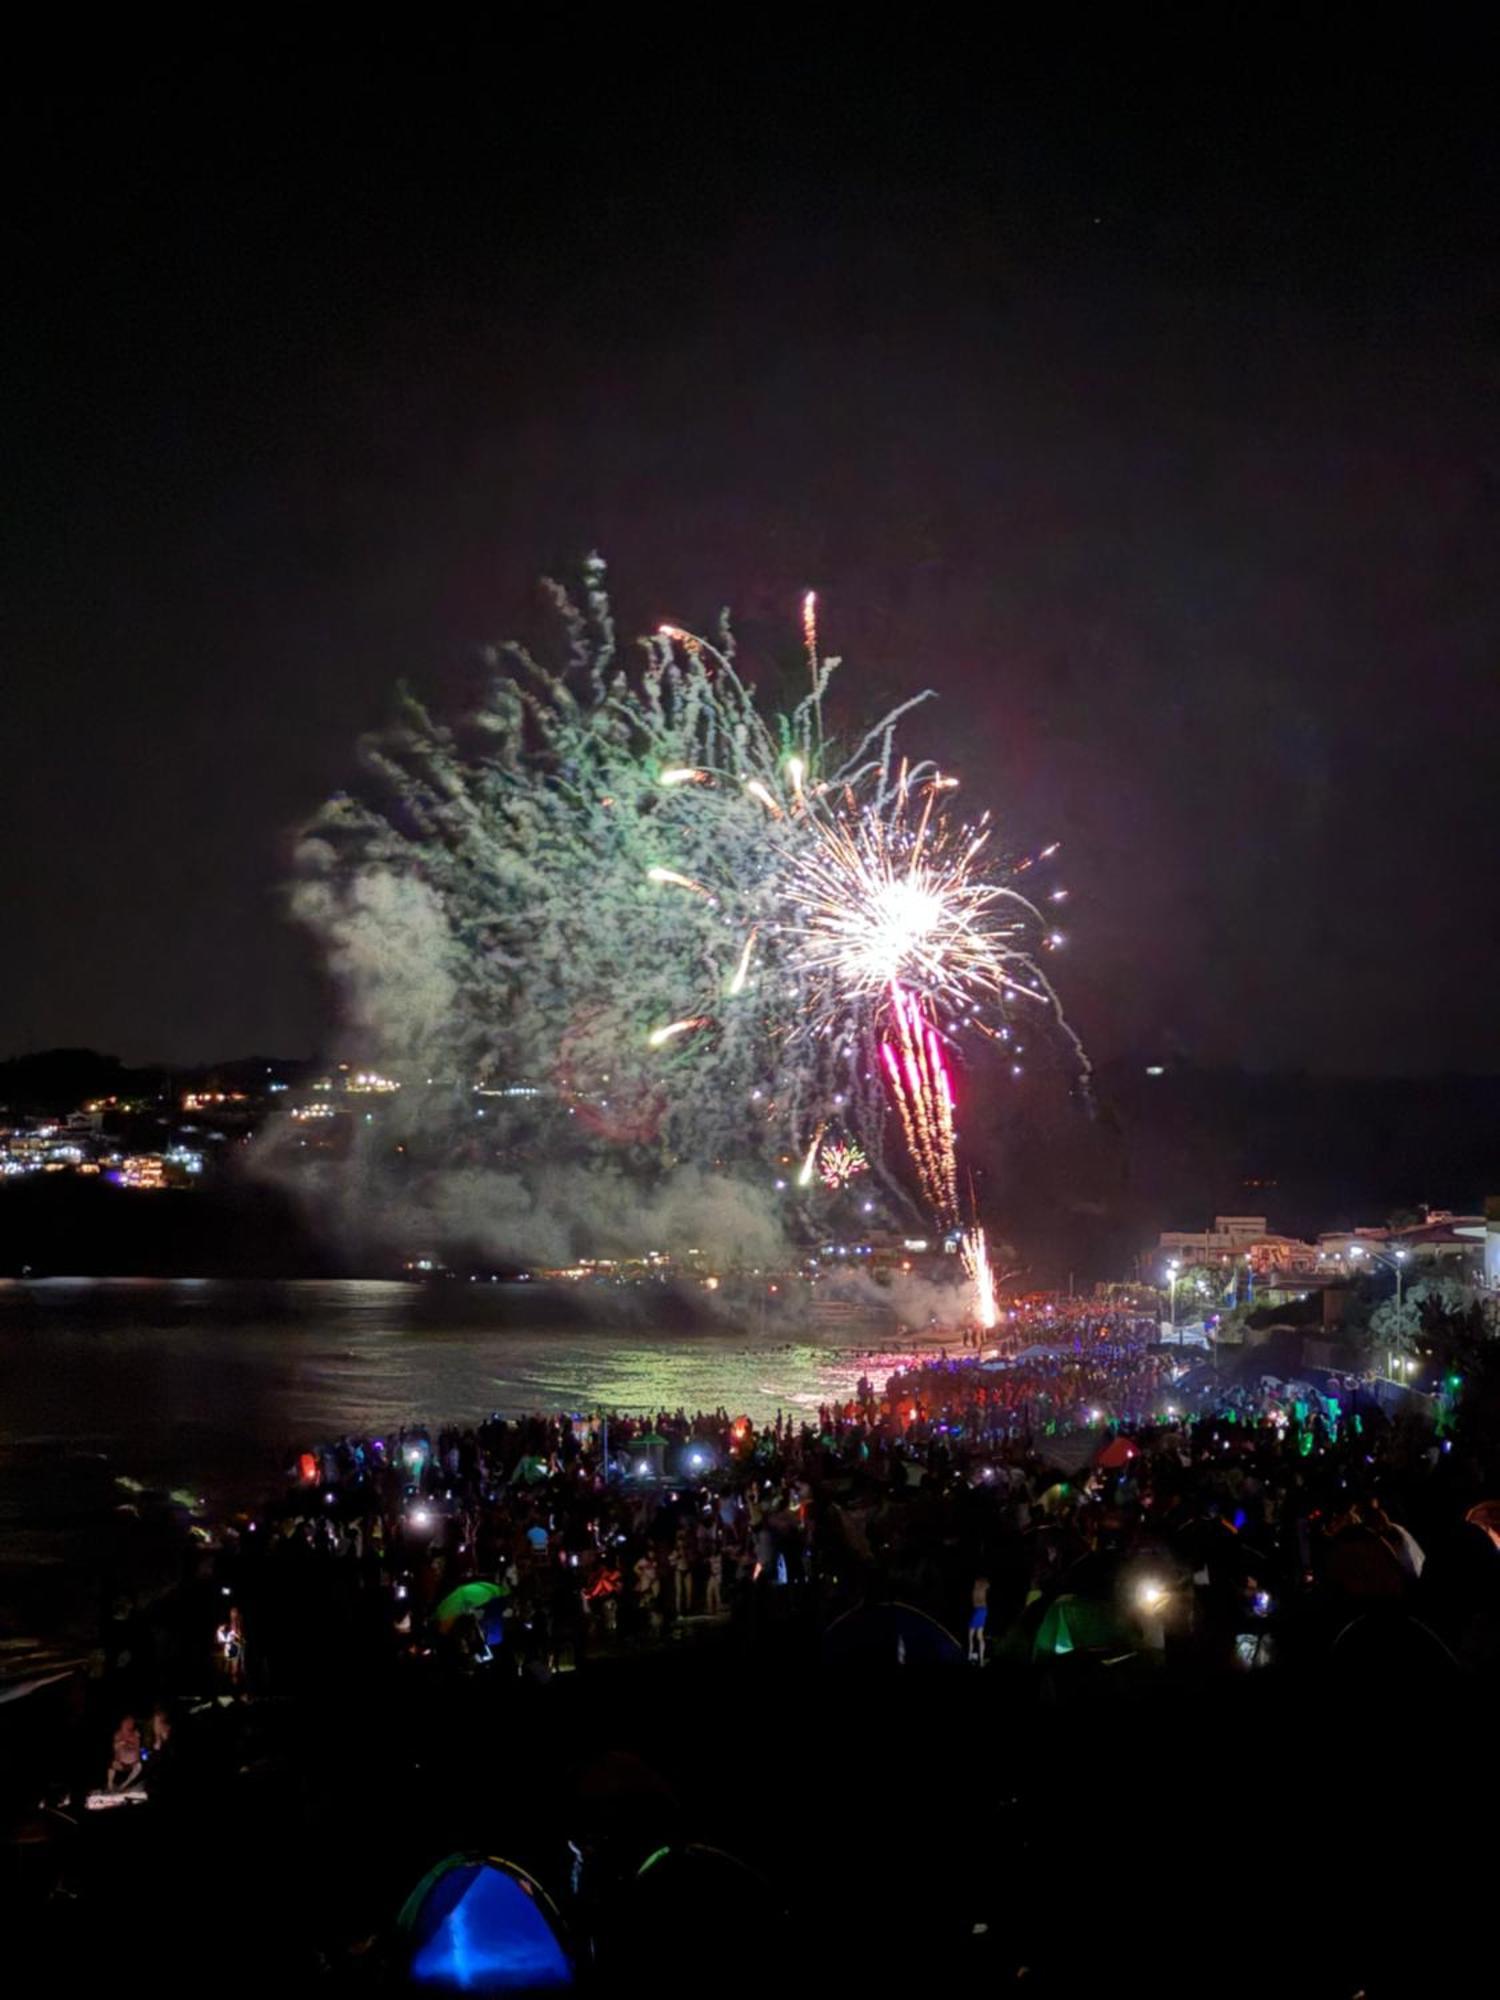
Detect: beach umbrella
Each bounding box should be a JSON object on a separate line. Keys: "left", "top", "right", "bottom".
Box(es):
{"left": 435, "top": 1579, "right": 507, "bottom": 1629}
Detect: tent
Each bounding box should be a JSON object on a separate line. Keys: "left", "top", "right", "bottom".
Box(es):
{"left": 1096, "top": 1436, "right": 1137, "bottom": 1469}
{"left": 822, "top": 1600, "right": 964, "bottom": 1667}
{"left": 631, "top": 1844, "right": 784, "bottom": 1937}
{"left": 585, "top": 1842, "right": 785, "bottom": 1972}
{"left": 434, "top": 1580, "right": 508, "bottom": 1629}
{"left": 998, "top": 1586, "right": 1139, "bottom": 1665}
{"left": 399, "top": 1853, "right": 574, "bottom": 1991}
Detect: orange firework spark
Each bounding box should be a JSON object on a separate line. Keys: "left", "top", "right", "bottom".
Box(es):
{"left": 802, "top": 590, "right": 819, "bottom": 684}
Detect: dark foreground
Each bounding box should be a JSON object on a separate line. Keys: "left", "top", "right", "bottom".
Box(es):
{"left": 7, "top": 1324, "right": 1500, "bottom": 1996}
{"left": 7, "top": 1636, "right": 1496, "bottom": 1998}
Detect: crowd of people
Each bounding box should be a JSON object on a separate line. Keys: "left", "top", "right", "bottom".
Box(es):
{"left": 48, "top": 1294, "right": 1500, "bottom": 1993}
{"left": 137, "top": 1304, "right": 1494, "bottom": 1712}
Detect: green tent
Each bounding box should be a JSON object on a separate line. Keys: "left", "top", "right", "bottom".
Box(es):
{"left": 1032, "top": 1592, "right": 1134, "bottom": 1660}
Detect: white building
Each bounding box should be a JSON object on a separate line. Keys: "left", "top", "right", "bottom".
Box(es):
{"left": 1157, "top": 1216, "right": 1268, "bottom": 1263}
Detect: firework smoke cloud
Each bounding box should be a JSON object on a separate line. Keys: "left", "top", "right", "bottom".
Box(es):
{"left": 285, "top": 560, "right": 1083, "bottom": 1267}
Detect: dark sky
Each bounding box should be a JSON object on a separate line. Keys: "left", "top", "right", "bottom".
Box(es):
{"left": 3, "top": 30, "right": 1496, "bottom": 1073}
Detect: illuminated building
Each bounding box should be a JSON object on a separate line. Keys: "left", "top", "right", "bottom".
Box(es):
{"left": 1157, "top": 1216, "right": 1269, "bottom": 1261}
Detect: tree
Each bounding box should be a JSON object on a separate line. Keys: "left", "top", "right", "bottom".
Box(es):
{"left": 1169, "top": 1263, "right": 1225, "bottom": 1316}
{"left": 1369, "top": 1276, "right": 1497, "bottom": 1373}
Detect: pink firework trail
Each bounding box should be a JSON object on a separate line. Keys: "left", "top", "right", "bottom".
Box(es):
{"left": 882, "top": 982, "right": 961, "bottom": 1229}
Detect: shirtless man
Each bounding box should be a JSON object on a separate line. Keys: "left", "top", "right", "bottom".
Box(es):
{"left": 968, "top": 1575, "right": 990, "bottom": 1666}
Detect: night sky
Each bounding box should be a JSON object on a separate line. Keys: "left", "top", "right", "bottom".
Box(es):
{"left": 3, "top": 32, "right": 1496, "bottom": 1074}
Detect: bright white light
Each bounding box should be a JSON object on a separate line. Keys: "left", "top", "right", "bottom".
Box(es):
{"left": 1137, "top": 1580, "right": 1167, "bottom": 1613}
{"left": 855, "top": 880, "right": 947, "bottom": 983}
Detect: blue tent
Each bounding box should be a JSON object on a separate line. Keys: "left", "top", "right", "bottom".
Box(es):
{"left": 399, "top": 1854, "right": 574, "bottom": 1992}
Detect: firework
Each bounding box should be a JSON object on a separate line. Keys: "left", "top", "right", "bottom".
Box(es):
{"left": 647, "top": 864, "right": 714, "bottom": 899}
{"left": 727, "top": 926, "right": 759, "bottom": 998}
{"left": 781, "top": 762, "right": 1071, "bottom": 1039}
{"left": 292, "top": 559, "right": 1085, "bottom": 1243}
{"left": 961, "top": 1225, "right": 999, "bottom": 1332}
{"left": 817, "top": 1139, "right": 869, "bottom": 1191}
{"left": 647, "top": 1016, "right": 712, "bottom": 1049}
{"left": 880, "top": 983, "right": 960, "bottom": 1227}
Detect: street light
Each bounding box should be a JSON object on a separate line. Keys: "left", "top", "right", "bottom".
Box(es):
{"left": 1165, "top": 1259, "right": 1180, "bottom": 1337}
{"left": 1348, "top": 1242, "right": 1408, "bottom": 1377}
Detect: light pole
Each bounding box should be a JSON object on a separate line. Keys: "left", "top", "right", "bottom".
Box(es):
{"left": 1166, "top": 1259, "right": 1180, "bottom": 1339}
{"left": 1347, "top": 1243, "right": 1408, "bottom": 1377}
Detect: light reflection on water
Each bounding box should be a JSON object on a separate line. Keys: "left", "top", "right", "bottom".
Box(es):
{"left": 0, "top": 1277, "right": 927, "bottom": 1515}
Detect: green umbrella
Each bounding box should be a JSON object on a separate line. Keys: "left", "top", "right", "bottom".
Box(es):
{"left": 434, "top": 1579, "right": 508, "bottom": 1629}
